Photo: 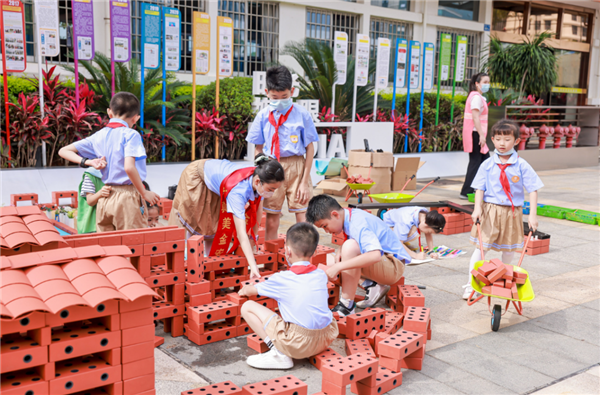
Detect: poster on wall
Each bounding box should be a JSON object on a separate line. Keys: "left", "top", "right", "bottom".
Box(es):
{"left": 439, "top": 33, "right": 452, "bottom": 81}
{"left": 35, "top": 0, "right": 59, "bottom": 57}
{"left": 0, "top": 0, "right": 27, "bottom": 72}
{"left": 164, "top": 6, "right": 181, "bottom": 71}
{"left": 423, "top": 42, "right": 434, "bottom": 90}
{"left": 141, "top": 3, "right": 160, "bottom": 69}
{"left": 454, "top": 35, "right": 468, "bottom": 82}
{"left": 110, "top": 0, "right": 131, "bottom": 62}
{"left": 375, "top": 37, "right": 390, "bottom": 90}
{"left": 72, "top": 0, "right": 94, "bottom": 60}
{"left": 395, "top": 39, "right": 408, "bottom": 88}
{"left": 409, "top": 40, "right": 420, "bottom": 90}
{"left": 217, "top": 16, "right": 233, "bottom": 77}
{"left": 193, "top": 12, "right": 210, "bottom": 75}
{"left": 333, "top": 31, "right": 348, "bottom": 85}
{"left": 355, "top": 34, "right": 370, "bottom": 87}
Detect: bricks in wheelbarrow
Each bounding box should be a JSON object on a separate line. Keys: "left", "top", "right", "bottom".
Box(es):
{"left": 321, "top": 353, "right": 378, "bottom": 395}
{"left": 182, "top": 381, "right": 242, "bottom": 395}
{"left": 350, "top": 366, "right": 402, "bottom": 395}
{"left": 242, "top": 375, "right": 308, "bottom": 395}
{"left": 308, "top": 347, "right": 342, "bottom": 370}
{"left": 345, "top": 308, "right": 386, "bottom": 339}
{"left": 471, "top": 269, "right": 491, "bottom": 285}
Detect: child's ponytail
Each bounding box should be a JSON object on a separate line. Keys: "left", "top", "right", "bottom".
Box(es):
{"left": 253, "top": 153, "right": 285, "bottom": 184}
{"left": 425, "top": 210, "right": 446, "bottom": 233}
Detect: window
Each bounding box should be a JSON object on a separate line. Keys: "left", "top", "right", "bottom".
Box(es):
{"left": 306, "top": 8, "right": 360, "bottom": 55}
{"left": 219, "top": 1, "right": 279, "bottom": 76}
{"left": 371, "top": 0, "right": 410, "bottom": 11}
{"left": 562, "top": 11, "right": 590, "bottom": 43}
{"left": 369, "top": 17, "right": 413, "bottom": 84}
{"left": 434, "top": 28, "right": 481, "bottom": 88}
{"left": 492, "top": 1, "right": 525, "bottom": 34}
{"left": 528, "top": 6, "right": 558, "bottom": 36}
{"left": 544, "top": 20, "right": 551, "bottom": 30}
{"left": 131, "top": 1, "right": 207, "bottom": 73}
{"left": 438, "top": 1, "right": 480, "bottom": 22}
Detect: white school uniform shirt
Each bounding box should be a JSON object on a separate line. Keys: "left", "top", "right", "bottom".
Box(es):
{"left": 254, "top": 261, "right": 333, "bottom": 330}
{"left": 471, "top": 152, "right": 544, "bottom": 207}
{"left": 470, "top": 95, "right": 487, "bottom": 132}
{"left": 383, "top": 206, "right": 429, "bottom": 242}
{"left": 203, "top": 159, "right": 258, "bottom": 220}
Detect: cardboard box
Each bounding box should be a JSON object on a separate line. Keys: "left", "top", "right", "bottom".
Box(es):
{"left": 317, "top": 177, "right": 349, "bottom": 197}
{"left": 348, "top": 150, "right": 394, "bottom": 194}
{"left": 392, "top": 157, "right": 426, "bottom": 191}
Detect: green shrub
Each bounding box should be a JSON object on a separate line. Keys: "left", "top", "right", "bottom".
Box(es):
{"left": 196, "top": 77, "right": 255, "bottom": 124}
{"left": 0, "top": 76, "right": 38, "bottom": 103}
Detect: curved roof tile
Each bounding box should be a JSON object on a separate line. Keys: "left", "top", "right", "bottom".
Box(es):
{"left": 96, "top": 256, "right": 133, "bottom": 274}
{"left": 26, "top": 265, "right": 69, "bottom": 287}
{"left": 119, "top": 283, "right": 157, "bottom": 301}
{"left": 16, "top": 206, "right": 43, "bottom": 216}
{"left": 0, "top": 283, "right": 41, "bottom": 304}
{"left": 44, "top": 293, "right": 89, "bottom": 314}
{"left": 27, "top": 220, "right": 57, "bottom": 235}
{"left": 4, "top": 297, "right": 50, "bottom": 318}
{"left": 62, "top": 259, "right": 104, "bottom": 281}
{"left": 71, "top": 273, "right": 116, "bottom": 295}
{"left": 0, "top": 207, "right": 18, "bottom": 216}
{"left": 82, "top": 288, "right": 127, "bottom": 307}
{"left": 22, "top": 214, "right": 50, "bottom": 225}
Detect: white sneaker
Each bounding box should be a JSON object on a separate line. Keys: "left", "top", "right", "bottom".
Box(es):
{"left": 357, "top": 284, "right": 391, "bottom": 308}
{"left": 246, "top": 348, "right": 293, "bottom": 370}
{"left": 462, "top": 284, "right": 479, "bottom": 300}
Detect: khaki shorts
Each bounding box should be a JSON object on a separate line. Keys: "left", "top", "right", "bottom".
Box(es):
{"left": 96, "top": 185, "right": 148, "bottom": 232}
{"left": 263, "top": 155, "right": 312, "bottom": 214}
{"left": 361, "top": 253, "right": 405, "bottom": 286}
{"left": 265, "top": 315, "right": 339, "bottom": 359}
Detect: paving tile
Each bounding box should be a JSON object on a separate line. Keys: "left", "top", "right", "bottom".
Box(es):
{"left": 531, "top": 368, "right": 600, "bottom": 394}
{"left": 388, "top": 370, "right": 466, "bottom": 395}
{"left": 580, "top": 298, "right": 600, "bottom": 311}
{"left": 528, "top": 308, "right": 600, "bottom": 346}
{"left": 521, "top": 294, "right": 574, "bottom": 320}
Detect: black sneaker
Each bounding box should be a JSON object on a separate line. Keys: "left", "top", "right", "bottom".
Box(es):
{"left": 332, "top": 301, "right": 356, "bottom": 317}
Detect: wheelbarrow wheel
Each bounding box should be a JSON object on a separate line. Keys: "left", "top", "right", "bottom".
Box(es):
{"left": 491, "top": 304, "right": 501, "bottom": 332}
{"left": 357, "top": 192, "right": 363, "bottom": 204}
{"left": 377, "top": 209, "right": 388, "bottom": 220}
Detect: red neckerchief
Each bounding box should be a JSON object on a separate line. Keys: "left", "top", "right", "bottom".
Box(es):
{"left": 106, "top": 122, "right": 127, "bottom": 128}
{"left": 497, "top": 163, "right": 515, "bottom": 212}
{"left": 209, "top": 167, "right": 261, "bottom": 256}
{"left": 342, "top": 208, "right": 353, "bottom": 241}
{"left": 268, "top": 106, "right": 294, "bottom": 160}
{"left": 290, "top": 264, "right": 317, "bottom": 275}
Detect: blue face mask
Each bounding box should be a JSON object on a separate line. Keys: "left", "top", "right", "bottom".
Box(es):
{"left": 495, "top": 148, "right": 515, "bottom": 156}
{"left": 481, "top": 83, "right": 490, "bottom": 93}
{"left": 269, "top": 98, "right": 293, "bottom": 113}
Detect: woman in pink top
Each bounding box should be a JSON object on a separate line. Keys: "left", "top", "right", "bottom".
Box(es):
{"left": 460, "top": 72, "right": 490, "bottom": 199}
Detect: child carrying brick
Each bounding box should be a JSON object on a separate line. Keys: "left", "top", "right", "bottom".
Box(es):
{"left": 239, "top": 222, "right": 338, "bottom": 369}
{"left": 76, "top": 168, "right": 110, "bottom": 234}
{"left": 306, "top": 195, "right": 412, "bottom": 316}
{"left": 463, "top": 119, "right": 543, "bottom": 299}
{"left": 59, "top": 92, "right": 159, "bottom": 232}
{"left": 246, "top": 65, "right": 319, "bottom": 242}
{"left": 354, "top": 206, "right": 446, "bottom": 308}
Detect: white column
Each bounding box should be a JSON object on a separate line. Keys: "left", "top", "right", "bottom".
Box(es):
{"left": 278, "top": 2, "right": 306, "bottom": 72}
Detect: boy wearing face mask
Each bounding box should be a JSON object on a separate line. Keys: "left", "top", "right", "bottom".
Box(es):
{"left": 247, "top": 66, "right": 319, "bottom": 241}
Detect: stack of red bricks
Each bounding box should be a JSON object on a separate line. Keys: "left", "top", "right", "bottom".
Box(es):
{"left": 62, "top": 227, "right": 188, "bottom": 339}
{"left": 522, "top": 237, "right": 550, "bottom": 255}
{"left": 182, "top": 376, "right": 308, "bottom": 395}
{"left": 471, "top": 258, "right": 528, "bottom": 299}
{"left": 438, "top": 208, "right": 473, "bottom": 235}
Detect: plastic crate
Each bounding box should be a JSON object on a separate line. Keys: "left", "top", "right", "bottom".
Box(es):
{"left": 467, "top": 193, "right": 475, "bottom": 203}
{"left": 538, "top": 205, "right": 574, "bottom": 219}
{"left": 565, "top": 210, "right": 599, "bottom": 225}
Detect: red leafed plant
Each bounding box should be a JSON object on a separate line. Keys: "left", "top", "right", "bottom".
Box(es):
{"left": 318, "top": 106, "right": 345, "bottom": 143}
{"left": 355, "top": 113, "right": 373, "bottom": 123}
{"left": 190, "top": 108, "right": 226, "bottom": 159}
{"left": 8, "top": 93, "right": 51, "bottom": 167}
{"left": 222, "top": 117, "right": 248, "bottom": 160}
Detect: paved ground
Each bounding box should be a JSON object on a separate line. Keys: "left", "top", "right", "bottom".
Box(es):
{"left": 155, "top": 165, "right": 600, "bottom": 394}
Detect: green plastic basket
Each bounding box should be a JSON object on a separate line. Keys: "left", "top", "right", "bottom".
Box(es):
{"left": 467, "top": 193, "right": 475, "bottom": 203}
{"left": 538, "top": 205, "right": 575, "bottom": 219}
{"left": 565, "top": 210, "right": 599, "bottom": 225}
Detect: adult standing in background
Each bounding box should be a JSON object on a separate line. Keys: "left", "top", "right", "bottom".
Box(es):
{"left": 460, "top": 72, "right": 490, "bottom": 199}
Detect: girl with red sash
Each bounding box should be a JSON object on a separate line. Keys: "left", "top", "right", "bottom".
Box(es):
{"left": 169, "top": 154, "right": 284, "bottom": 278}
{"left": 460, "top": 72, "right": 490, "bottom": 199}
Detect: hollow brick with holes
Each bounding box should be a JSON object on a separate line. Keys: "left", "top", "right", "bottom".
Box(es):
{"left": 320, "top": 353, "right": 378, "bottom": 387}
{"left": 181, "top": 381, "right": 243, "bottom": 395}
{"left": 399, "top": 285, "right": 425, "bottom": 307}
{"left": 308, "top": 348, "right": 342, "bottom": 371}
{"left": 403, "top": 307, "right": 431, "bottom": 333}
{"left": 241, "top": 375, "right": 308, "bottom": 395}
{"left": 377, "top": 331, "right": 425, "bottom": 361}
{"left": 247, "top": 334, "right": 270, "bottom": 353}
{"left": 345, "top": 339, "right": 375, "bottom": 357}
{"left": 345, "top": 308, "right": 386, "bottom": 340}
{"left": 351, "top": 366, "right": 403, "bottom": 395}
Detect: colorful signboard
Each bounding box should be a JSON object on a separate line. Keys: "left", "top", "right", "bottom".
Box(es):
{"left": 72, "top": 0, "right": 95, "bottom": 61}
{"left": 164, "top": 6, "right": 181, "bottom": 71}
{"left": 110, "top": 0, "right": 131, "bottom": 63}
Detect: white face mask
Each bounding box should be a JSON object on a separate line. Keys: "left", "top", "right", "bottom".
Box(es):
{"left": 256, "top": 182, "right": 274, "bottom": 199}
{"left": 269, "top": 98, "right": 293, "bottom": 113}
{"left": 495, "top": 148, "right": 515, "bottom": 156}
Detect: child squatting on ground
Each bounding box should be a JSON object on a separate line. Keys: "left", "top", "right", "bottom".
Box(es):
{"left": 307, "top": 195, "right": 412, "bottom": 317}
{"left": 246, "top": 65, "right": 319, "bottom": 242}
{"left": 239, "top": 222, "right": 339, "bottom": 370}
{"left": 463, "top": 119, "right": 544, "bottom": 300}
{"left": 59, "top": 92, "right": 159, "bottom": 232}
{"left": 355, "top": 207, "right": 447, "bottom": 308}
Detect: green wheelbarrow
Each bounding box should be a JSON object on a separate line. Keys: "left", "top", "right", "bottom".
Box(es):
{"left": 466, "top": 221, "right": 535, "bottom": 332}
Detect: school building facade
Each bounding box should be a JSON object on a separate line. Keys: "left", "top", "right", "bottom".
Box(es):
{"left": 13, "top": 0, "right": 600, "bottom": 106}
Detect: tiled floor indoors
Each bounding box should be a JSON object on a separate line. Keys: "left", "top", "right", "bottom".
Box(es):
{"left": 155, "top": 165, "right": 600, "bottom": 395}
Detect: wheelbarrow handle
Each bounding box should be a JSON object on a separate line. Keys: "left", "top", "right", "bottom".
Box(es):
{"left": 413, "top": 177, "right": 440, "bottom": 199}
{"left": 399, "top": 174, "right": 416, "bottom": 194}
{"left": 517, "top": 231, "right": 533, "bottom": 268}
{"left": 476, "top": 220, "right": 485, "bottom": 261}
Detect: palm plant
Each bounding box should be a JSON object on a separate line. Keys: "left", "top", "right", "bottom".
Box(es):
{"left": 282, "top": 40, "right": 377, "bottom": 121}
{"left": 63, "top": 52, "right": 191, "bottom": 145}
{"left": 483, "top": 32, "right": 558, "bottom": 100}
